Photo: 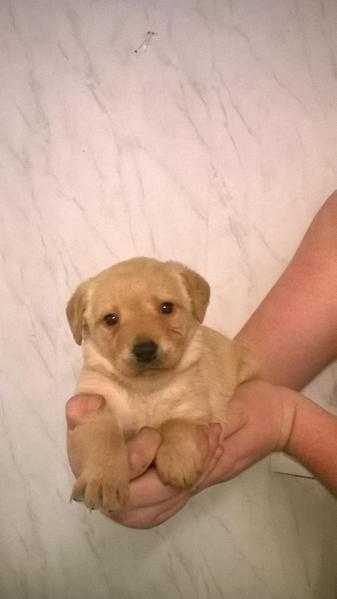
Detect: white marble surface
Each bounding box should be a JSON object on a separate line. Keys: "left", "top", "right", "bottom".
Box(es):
{"left": 1, "top": 1, "right": 337, "bottom": 598}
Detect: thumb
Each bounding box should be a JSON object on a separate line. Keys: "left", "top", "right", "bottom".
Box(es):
{"left": 66, "top": 394, "right": 105, "bottom": 430}
{"left": 127, "top": 427, "right": 162, "bottom": 479}
{"left": 219, "top": 410, "right": 248, "bottom": 443}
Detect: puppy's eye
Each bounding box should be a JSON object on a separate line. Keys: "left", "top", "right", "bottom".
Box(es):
{"left": 160, "top": 302, "right": 174, "bottom": 314}
{"left": 103, "top": 313, "right": 120, "bottom": 326}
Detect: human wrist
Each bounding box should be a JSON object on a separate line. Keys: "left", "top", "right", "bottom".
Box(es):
{"left": 282, "top": 392, "right": 337, "bottom": 494}
{"left": 274, "top": 386, "right": 298, "bottom": 451}
{"left": 283, "top": 392, "right": 337, "bottom": 458}
{"left": 231, "top": 379, "right": 297, "bottom": 453}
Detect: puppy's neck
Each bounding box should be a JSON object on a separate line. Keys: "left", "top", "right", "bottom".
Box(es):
{"left": 81, "top": 329, "right": 203, "bottom": 393}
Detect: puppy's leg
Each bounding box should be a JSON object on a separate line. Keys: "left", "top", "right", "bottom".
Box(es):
{"left": 156, "top": 419, "right": 208, "bottom": 489}
{"left": 68, "top": 408, "right": 129, "bottom": 512}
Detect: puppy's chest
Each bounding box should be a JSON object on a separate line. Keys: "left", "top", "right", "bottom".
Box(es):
{"left": 109, "top": 373, "right": 212, "bottom": 435}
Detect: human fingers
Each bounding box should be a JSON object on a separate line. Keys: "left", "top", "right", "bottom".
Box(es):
{"left": 122, "top": 466, "right": 183, "bottom": 509}
{"left": 127, "top": 427, "right": 162, "bottom": 479}
{"left": 199, "top": 422, "right": 268, "bottom": 488}
{"left": 66, "top": 394, "right": 105, "bottom": 430}
{"left": 218, "top": 410, "right": 248, "bottom": 444}
{"left": 107, "top": 467, "right": 189, "bottom": 528}
{"left": 111, "top": 492, "right": 190, "bottom": 529}
{"left": 193, "top": 414, "right": 247, "bottom": 492}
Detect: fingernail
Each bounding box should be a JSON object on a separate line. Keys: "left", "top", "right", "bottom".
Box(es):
{"left": 214, "top": 447, "right": 224, "bottom": 460}
{"left": 82, "top": 395, "right": 104, "bottom": 411}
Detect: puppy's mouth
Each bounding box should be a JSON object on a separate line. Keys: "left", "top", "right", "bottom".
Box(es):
{"left": 115, "top": 357, "right": 164, "bottom": 378}
{"left": 133, "top": 357, "right": 164, "bottom": 374}
{"left": 117, "top": 342, "right": 175, "bottom": 377}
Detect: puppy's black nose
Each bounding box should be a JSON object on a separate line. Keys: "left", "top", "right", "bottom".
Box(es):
{"left": 133, "top": 340, "right": 158, "bottom": 363}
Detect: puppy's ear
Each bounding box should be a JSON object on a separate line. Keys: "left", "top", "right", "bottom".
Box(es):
{"left": 66, "top": 280, "right": 91, "bottom": 345}
{"left": 167, "top": 262, "right": 210, "bottom": 323}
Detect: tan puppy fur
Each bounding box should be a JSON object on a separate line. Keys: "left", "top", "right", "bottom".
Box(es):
{"left": 67, "top": 258, "right": 255, "bottom": 513}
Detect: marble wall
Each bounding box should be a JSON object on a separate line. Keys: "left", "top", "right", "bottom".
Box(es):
{"left": 0, "top": 1, "right": 336, "bottom": 598}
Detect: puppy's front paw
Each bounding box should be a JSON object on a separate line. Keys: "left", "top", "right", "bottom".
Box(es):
{"left": 71, "top": 457, "right": 129, "bottom": 512}
{"left": 156, "top": 421, "right": 208, "bottom": 489}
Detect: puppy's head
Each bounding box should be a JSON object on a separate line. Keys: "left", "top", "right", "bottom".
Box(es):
{"left": 66, "top": 257, "right": 210, "bottom": 377}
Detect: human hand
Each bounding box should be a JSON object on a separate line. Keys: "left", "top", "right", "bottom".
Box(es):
{"left": 197, "top": 379, "right": 297, "bottom": 487}
{"left": 110, "top": 380, "right": 297, "bottom": 525}
{"left": 66, "top": 395, "right": 227, "bottom": 527}
{"left": 66, "top": 381, "right": 296, "bottom": 528}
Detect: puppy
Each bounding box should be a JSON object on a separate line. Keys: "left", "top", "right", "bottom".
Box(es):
{"left": 66, "top": 257, "right": 255, "bottom": 513}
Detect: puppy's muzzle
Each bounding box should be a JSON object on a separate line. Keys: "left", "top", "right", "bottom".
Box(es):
{"left": 132, "top": 340, "right": 158, "bottom": 363}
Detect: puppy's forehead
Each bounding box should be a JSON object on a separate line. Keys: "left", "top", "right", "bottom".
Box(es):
{"left": 91, "top": 259, "right": 188, "bottom": 306}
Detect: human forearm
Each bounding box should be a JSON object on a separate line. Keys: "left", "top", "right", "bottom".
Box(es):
{"left": 236, "top": 193, "right": 337, "bottom": 390}
{"left": 284, "top": 389, "right": 337, "bottom": 494}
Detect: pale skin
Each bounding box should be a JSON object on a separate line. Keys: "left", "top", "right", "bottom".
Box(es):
{"left": 66, "top": 192, "right": 337, "bottom": 528}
